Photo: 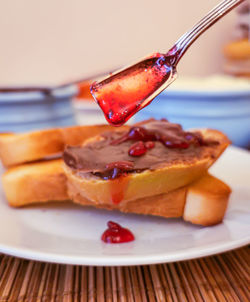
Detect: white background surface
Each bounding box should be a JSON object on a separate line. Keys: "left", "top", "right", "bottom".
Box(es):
{"left": 0, "top": 0, "right": 237, "bottom": 86}
{"left": 0, "top": 146, "right": 249, "bottom": 266}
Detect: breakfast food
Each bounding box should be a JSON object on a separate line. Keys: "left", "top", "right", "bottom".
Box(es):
{"left": 223, "top": 2, "right": 250, "bottom": 77}
{"left": 0, "top": 124, "right": 127, "bottom": 167}
{"left": 63, "top": 119, "right": 230, "bottom": 205}
{"left": 1, "top": 158, "right": 230, "bottom": 226}
{"left": 0, "top": 119, "right": 231, "bottom": 226}
{"left": 224, "top": 38, "right": 250, "bottom": 77}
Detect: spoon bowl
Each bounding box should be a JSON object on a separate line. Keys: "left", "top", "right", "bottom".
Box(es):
{"left": 91, "top": 53, "right": 177, "bottom": 126}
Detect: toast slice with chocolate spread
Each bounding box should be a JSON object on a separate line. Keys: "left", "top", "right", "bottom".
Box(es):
{"left": 1, "top": 158, "right": 230, "bottom": 226}
{"left": 63, "top": 119, "right": 230, "bottom": 205}
{"left": 0, "top": 125, "right": 127, "bottom": 167}
{"left": 0, "top": 119, "right": 231, "bottom": 226}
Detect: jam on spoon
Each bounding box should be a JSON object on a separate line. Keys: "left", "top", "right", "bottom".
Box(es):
{"left": 91, "top": 0, "right": 243, "bottom": 126}
{"left": 91, "top": 53, "right": 175, "bottom": 126}
{"left": 101, "top": 221, "right": 135, "bottom": 243}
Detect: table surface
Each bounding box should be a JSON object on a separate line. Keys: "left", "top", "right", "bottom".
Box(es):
{"left": 0, "top": 246, "right": 249, "bottom": 302}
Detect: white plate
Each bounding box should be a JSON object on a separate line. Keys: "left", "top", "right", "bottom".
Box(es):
{"left": 0, "top": 146, "right": 249, "bottom": 266}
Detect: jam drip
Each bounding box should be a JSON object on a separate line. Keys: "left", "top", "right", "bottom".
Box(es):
{"left": 91, "top": 53, "right": 174, "bottom": 126}
{"left": 101, "top": 221, "right": 135, "bottom": 243}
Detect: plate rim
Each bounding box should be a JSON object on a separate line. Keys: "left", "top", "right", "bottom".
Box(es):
{"left": 0, "top": 235, "right": 249, "bottom": 266}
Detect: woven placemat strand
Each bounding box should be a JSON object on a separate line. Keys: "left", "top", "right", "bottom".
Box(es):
{"left": 0, "top": 247, "right": 249, "bottom": 302}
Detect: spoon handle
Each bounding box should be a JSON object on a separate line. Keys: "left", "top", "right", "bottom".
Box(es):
{"left": 167, "top": 0, "right": 245, "bottom": 65}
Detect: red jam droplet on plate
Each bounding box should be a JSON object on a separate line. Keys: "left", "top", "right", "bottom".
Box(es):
{"left": 91, "top": 53, "right": 175, "bottom": 126}
{"left": 101, "top": 221, "right": 135, "bottom": 243}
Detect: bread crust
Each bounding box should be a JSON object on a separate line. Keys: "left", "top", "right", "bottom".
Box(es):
{"left": 1, "top": 159, "right": 68, "bottom": 207}
{"left": 65, "top": 129, "right": 230, "bottom": 205}
{"left": 183, "top": 173, "right": 231, "bottom": 226}
{"left": 0, "top": 125, "right": 128, "bottom": 167}
{"left": 70, "top": 182, "right": 187, "bottom": 218}
{"left": 1, "top": 159, "right": 230, "bottom": 226}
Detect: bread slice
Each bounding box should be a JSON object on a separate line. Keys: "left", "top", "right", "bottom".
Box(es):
{"left": 71, "top": 174, "right": 231, "bottom": 226}
{"left": 1, "top": 159, "right": 68, "bottom": 207}
{"left": 64, "top": 129, "right": 230, "bottom": 205}
{"left": 0, "top": 125, "right": 128, "bottom": 167}
{"left": 1, "top": 159, "right": 230, "bottom": 226}
{"left": 184, "top": 173, "right": 231, "bottom": 226}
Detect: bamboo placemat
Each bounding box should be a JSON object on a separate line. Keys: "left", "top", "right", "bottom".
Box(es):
{"left": 0, "top": 246, "right": 249, "bottom": 302}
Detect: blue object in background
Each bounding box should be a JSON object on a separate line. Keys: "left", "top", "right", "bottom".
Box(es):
{"left": 135, "top": 89, "right": 250, "bottom": 148}
{"left": 0, "top": 85, "right": 78, "bottom": 133}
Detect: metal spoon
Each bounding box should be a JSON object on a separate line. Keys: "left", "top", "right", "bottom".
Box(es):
{"left": 91, "top": 0, "right": 245, "bottom": 126}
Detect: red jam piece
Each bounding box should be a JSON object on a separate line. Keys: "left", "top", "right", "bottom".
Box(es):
{"left": 127, "top": 127, "right": 155, "bottom": 141}
{"left": 112, "top": 124, "right": 193, "bottom": 151}
{"left": 111, "top": 126, "right": 157, "bottom": 146}
{"left": 91, "top": 53, "right": 174, "bottom": 126}
{"left": 128, "top": 141, "right": 147, "bottom": 157}
{"left": 105, "top": 161, "right": 134, "bottom": 171}
{"left": 145, "top": 141, "right": 155, "bottom": 149}
{"left": 101, "top": 221, "right": 135, "bottom": 243}
{"left": 104, "top": 161, "right": 134, "bottom": 179}
{"left": 163, "top": 139, "right": 189, "bottom": 149}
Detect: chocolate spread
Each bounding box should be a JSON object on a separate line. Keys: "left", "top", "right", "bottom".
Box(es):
{"left": 63, "top": 119, "right": 218, "bottom": 180}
